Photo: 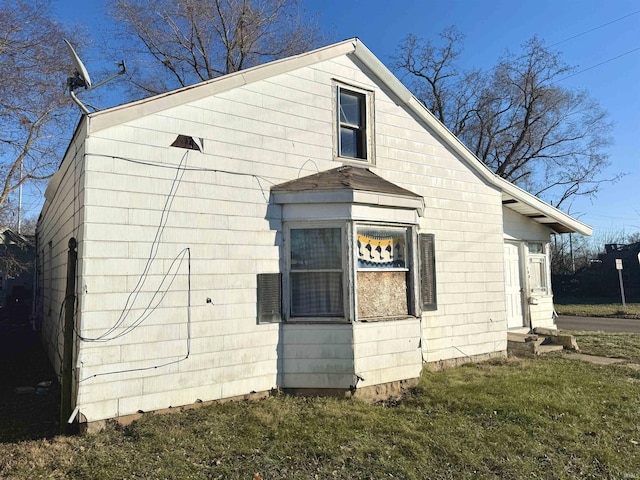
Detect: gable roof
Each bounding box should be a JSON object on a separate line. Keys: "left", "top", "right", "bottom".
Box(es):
{"left": 86, "top": 38, "right": 592, "bottom": 236}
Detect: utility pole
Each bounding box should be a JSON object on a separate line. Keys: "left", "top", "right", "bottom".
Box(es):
{"left": 17, "top": 161, "right": 23, "bottom": 234}
{"left": 569, "top": 233, "right": 575, "bottom": 273}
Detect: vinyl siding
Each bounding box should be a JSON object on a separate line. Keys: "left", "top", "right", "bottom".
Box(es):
{"left": 40, "top": 53, "right": 520, "bottom": 422}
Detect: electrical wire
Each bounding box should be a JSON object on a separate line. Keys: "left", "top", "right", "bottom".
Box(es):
{"left": 68, "top": 148, "right": 279, "bottom": 379}
{"left": 88, "top": 152, "right": 276, "bottom": 202}
{"left": 75, "top": 151, "right": 195, "bottom": 380}
{"left": 552, "top": 47, "right": 640, "bottom": 84}
{"left": 78, "top": 248, "right": 192, "bottom": 382}
{"left": 79, "top": 151, "right": 189, "bottom": 343}
{"left": 549, "top": 10, "right": 640, "bottom": 47}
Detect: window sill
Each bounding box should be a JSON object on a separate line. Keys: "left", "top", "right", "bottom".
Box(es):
{"left": 335, "top": 155, "right": 372, "bottom": 166}
{"left": 358, "top": 315, "right": 417, "bottom": 323}
{"left": 287, "top": 317, "right": 350, "bottom": 324}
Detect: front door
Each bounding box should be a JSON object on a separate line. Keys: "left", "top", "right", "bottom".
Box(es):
{"left": 504, "top": 242, "right": 525, "bottom": 329}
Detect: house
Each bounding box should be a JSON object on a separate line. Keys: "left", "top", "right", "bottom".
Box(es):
{"left": 0, "top": 228, "right": 35, "bottom": 320}
{"left": 36, "top": 38, "right": 592, "bottom": 428}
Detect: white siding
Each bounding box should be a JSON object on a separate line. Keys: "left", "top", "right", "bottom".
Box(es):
{"left": 503, "top": 207, "right": 555, "bottom": 328}
{"left": 280, "top": 324, "right": 354, "bottom": 389}
{"left": 41, "top": 53, "right": 518, "bottom": 422}
{"left": 37, "top": 124, "right": 87, "bottom": 379}
{"left": 353, "top": 319, "right": 422, "bottom": 386}
{"left": 503, "top": 207, "right": 552, "bottom": 242}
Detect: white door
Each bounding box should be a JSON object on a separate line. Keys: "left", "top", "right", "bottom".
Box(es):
{"left": 504, "top": 242, "right": 525, "bottom": 329}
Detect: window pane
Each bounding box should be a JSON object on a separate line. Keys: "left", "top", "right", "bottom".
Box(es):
{"left": 357, "top": 227, "right": 407, "bottom": 269}
{"left": 339, "top": 91, "right": 362, "bottom": 126}
{"left": 291, "top": 272, "right": 343, "bottom": 316}
{"left": 291, "top": 228, "right": 341, "bottom": 270}
{"left": 528, "top": 242, "right": 544, "bottom": 254}
{"left": 340, "top": 127, "right": 360, "bottom": 158}
{"left": 529, "top": 257, "right": 547, "bottom": 291}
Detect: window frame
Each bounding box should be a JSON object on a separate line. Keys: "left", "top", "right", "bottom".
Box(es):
{"left": 334, "top": 82, "right": 375, "bottom": 164}
{"left": 282, "top": 220, "right": 423, "bottom": 323}
{"left": 354, "top": 223, "right": 418, "bottom": 321}
{"left": 283, "top": 222, "right": 351, "bottom": 323}
{"left": 527, "top": 241, "right": 550, "bottom": 295}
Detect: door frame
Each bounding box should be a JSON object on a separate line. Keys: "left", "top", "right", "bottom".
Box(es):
{"left": 504, "top": 241, "right": 528, "bottom": 329}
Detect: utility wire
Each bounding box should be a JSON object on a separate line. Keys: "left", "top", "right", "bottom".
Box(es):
{"left": 79, "top": 151, "right": 190, "bottom": 343}
{"left": 549, "top": 9, "right": 640, "bottom": 47}
{"left": 552, "top": 47, "right": 640, "bottom": 83}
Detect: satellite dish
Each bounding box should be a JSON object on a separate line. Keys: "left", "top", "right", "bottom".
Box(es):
{"left": 64, "top": 39, "right": 126, "bottom": 114}
{"left": 65, "top": 39, "right": 91, "bottom": 89}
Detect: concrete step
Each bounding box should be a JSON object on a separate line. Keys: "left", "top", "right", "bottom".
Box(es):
{"left": 507, "top": 330, "right": 579, "bottom": 357}
{"left": 507, "top": 332, "right": 538, "bottom": 343}
{"left": 535, "top": 344, "right": 564, "bottom": 354}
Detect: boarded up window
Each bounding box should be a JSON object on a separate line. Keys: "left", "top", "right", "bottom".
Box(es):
{"left": 257, "top": 273, "right": 281, "bottom": 323}
{"left": 357, "top": 271, "right": 409, "bottom": 319}
{"left": 356, "top": 226, "right": 410, "bottom": 319}
{"left": 418, "top": 234, "right": 437, "bottom": 310}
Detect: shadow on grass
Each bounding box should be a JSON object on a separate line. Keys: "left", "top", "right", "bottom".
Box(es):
{"left": 0, "top": 322, "right": 61, "bottom": 443}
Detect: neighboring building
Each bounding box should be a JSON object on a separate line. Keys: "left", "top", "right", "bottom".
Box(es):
{"left": 599, "top": 242, "right": 640, "bottom": 300}
{"left": 0, "top": 228, "right": 35, "bottom": 319}
{"left": 36, "top": 39, "right": 591, "bottom": 427}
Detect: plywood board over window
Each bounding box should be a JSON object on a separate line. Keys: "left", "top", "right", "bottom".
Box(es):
{"left": 356, "top": 225, "right": 410, "bottom": 320}
{"left": 357, "top": 270, "right": 408, "bottom": 319}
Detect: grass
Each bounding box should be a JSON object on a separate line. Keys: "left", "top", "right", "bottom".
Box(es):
{"left": 554, "top": 298, "right": 640, "bottom": 319}
{"left": 564, "top": 330, "right": 640, "bottom": 363}
{"left": 2, "top": 352, "right": 640, "bottom": 479}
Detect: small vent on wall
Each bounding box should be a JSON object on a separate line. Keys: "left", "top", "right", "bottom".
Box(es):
{"left": 257, "top": 273, "right": 282, "bottom": 323}
{"left": 171, "top": 135, "right": 202, "bottom": 151}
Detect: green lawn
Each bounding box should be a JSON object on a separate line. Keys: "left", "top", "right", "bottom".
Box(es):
{"left": 2, "top": 342, "right": 640, "bottom": 479}
{"left": 554, "top": 299, "right": 640, "bottom": 319}
{"left": 565, "top": 330, "right": 640, "bottom": 363}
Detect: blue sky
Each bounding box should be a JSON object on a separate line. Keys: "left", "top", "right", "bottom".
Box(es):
{"left": 49, "top": 0, "right": 639, "bottom": 239}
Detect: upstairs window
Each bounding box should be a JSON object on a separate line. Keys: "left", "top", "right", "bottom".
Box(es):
{"left": 337, "top": 86, "right": 369, "bottom": 160}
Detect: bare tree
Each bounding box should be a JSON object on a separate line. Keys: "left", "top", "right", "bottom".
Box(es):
{"left": 111, "top": 0, "right": 323, "bottom": 96}
{"left": 0, "top": 0, "right": 77, "bottom": 215}
{"left": 393, "top": 28, "right": 620, "bottom": 208}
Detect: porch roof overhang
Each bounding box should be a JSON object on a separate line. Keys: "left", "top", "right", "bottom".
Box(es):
{"left": 499, "top": 178, "right": 592, "bottom": 236}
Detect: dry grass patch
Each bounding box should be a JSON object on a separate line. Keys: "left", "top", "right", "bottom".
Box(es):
{"left": 565, "top": 330, "right": 640, "bottom": 363}
{"left": 2, "top": 354, "right": 639, "bottom": 479}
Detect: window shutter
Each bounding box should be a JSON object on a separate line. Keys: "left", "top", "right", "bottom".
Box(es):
{"left": 418, "top": 234, "right": 437, "bottom": 310}
{"left": 257, "top": 273, "right": 282, "bottom": 323}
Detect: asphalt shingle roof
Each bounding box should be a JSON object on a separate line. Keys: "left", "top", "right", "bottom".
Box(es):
{"left": 271, "top": 165, "right": 421, "bottom": 198}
